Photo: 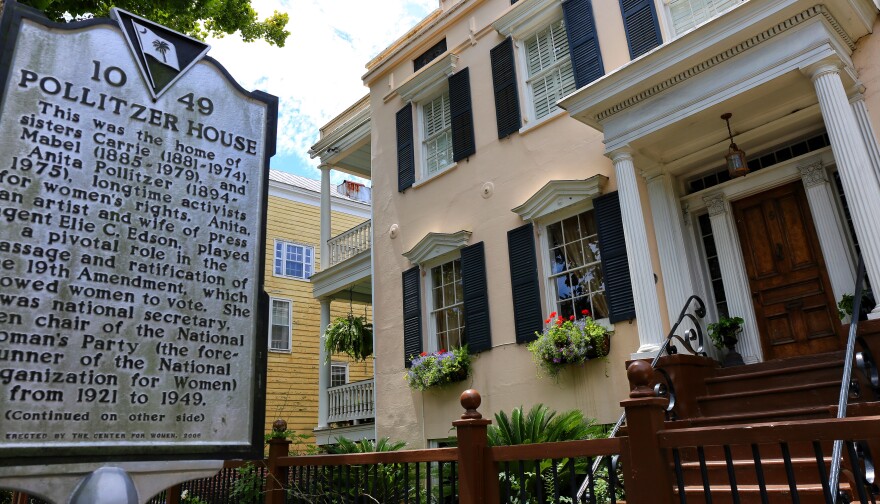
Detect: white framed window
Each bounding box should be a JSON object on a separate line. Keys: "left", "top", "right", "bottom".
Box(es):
{"left": 544, "top": 210, "right": 609, "bottom": 320}
{"left": 273, "top": 240, "right": 314, "bottom": 280}
{"left": 666, "top": 0, "right": 740, "bottom": 37}
{"left": 428, "top": 258, "right": 465, "bottom": 351}
{"left": 421, "top": 90, "right": 454, "bottom": 176}
{"left": 523, "top": 19, "right": 576, "bottom": 121}
{"left": 269, "top": 298, "right": 292, "bottom": 352}
{"left": 330, "top": 361, "right": 349, "bottom": 388}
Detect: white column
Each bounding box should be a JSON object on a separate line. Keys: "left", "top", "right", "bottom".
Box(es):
{"left": 702, "top": 193, "right": 762, "bottom": 363}
{"left": 317, "top": 298, "right": 331, "bottom": 429}
{"left": 320, "top": 163, "right": 332, "bottom": 271}
{"left": 646, "top": 171, "right": 697, "bottom": 331}
{"left": 609, "top": 149, "right": 664, "bottom": 355}
{"left": 798, "top": 161, "right": 856, "bottom": 304}
{"left": 850, "top": 92, "right": 880, "bottom": 187}
{"left": 810, "top": 64, "right": 880, "bottom": 317}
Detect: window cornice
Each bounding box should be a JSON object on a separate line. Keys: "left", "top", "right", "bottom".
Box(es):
{"left": 512, "top": 175, "right": 609, "bottom": 222}
{"left": 396, "top": 54, "right": 459, "bottom": 103}
{"left": 493, "top": 0, "right": 562, "bottom": 38}
{"left": 403, "top": 230, "right": 472, "bottom": 266}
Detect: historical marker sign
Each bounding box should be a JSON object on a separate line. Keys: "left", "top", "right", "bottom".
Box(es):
{"left": 0, "top": 3, "right": 273, "bottom": 464}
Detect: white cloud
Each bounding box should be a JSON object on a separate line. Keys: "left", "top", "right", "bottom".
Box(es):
{"left": 208, "top": 0, "right": 437, "bottom": 181}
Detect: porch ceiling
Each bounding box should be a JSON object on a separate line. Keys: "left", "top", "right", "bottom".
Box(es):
{"left": 559, "top": 0, "right": 875, "bottom": 176}
{"left": 634, "top": 72, "right": 822, "bottom": 176}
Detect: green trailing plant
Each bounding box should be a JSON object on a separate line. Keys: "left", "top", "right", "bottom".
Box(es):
{"left": 707, "top": 316, "right": 744, "bottom": 349}
{"left": 405, "top": 346, "right": 472, "bottom": 391}
{"left": 528, "top": 310, "right": 610, "bottom": 378}
{"left": 324, "top": 315, "right": 373, "bottom": 362}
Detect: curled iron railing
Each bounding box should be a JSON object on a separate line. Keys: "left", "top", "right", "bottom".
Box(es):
{"left": 830, "top": 256, "right": 874, "bottom": 503}
{"left": 576, "top": 295, "right": 707, "bottom": 500}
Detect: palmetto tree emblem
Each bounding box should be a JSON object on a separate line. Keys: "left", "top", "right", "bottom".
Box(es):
{"left": 152, "top": 39, "right": 171, "bottom": 63}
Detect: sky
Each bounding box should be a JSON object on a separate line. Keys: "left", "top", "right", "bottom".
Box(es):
{"left": 206, "top": 0, "right": 438, "bottom": 186}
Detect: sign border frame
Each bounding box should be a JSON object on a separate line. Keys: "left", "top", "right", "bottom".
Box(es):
{"left": 0, "top": 0, "right": 273, "bottom": 466}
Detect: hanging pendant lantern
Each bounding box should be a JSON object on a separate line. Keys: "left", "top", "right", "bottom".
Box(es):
{"left": 721, "top": 113, "right": 749, "bottom": 178}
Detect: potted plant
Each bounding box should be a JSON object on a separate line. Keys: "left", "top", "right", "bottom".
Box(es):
{"left": 837, "top": 290, "right": 874, "bottom": 322}
{"left": 324, "top": 315, "right": 373, "bottom": 362}
{"left": 707, "top": 315, "right": 745, "bottom": 367}
{"left": 528, "top": 309, "right": 610, "bottom": 379}
{"left": 405, "top": 346, "right": 471, "bottom": 391}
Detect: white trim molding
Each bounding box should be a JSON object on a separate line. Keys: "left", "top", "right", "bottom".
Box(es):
{"left": 511, "top": 176, "right": 608, "bottom": 222}
{"left": 403, "top": 230, "right": 472, "bottom": 266}
{"left": 396, "top": 54, "right": 459, "bottom": 103}
{"left": 492, "top": 0, "right": 562, "bottom": 38}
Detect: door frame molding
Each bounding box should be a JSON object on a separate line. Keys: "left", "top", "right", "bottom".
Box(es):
{"left": 679, "top": 146, "right": 855, "bottom": 362}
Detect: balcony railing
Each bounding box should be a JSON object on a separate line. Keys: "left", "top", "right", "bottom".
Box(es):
{"left": 327, "top": 378, "right": 374, "bottom": 424}
{"left": 327, "top": 220, "right": 371, "bottom": 268}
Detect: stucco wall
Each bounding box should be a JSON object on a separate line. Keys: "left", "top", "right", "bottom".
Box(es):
{"left": 367, "top": 0, "right": 665, "bottom": 447}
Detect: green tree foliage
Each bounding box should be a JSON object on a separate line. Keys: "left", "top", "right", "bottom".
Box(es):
{"left": 20, "top": 0, "right": 290, "bottom": 46}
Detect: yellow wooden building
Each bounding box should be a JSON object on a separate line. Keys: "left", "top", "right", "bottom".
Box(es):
{"left": 263, "top": 170, "right": 372, "bottom": 443}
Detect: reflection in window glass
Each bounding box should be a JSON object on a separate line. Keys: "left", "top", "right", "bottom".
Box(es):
{"left": 546, "top": 210, "right": 607, "bottom": 320}
{"left": 431, "top": 259, "right": 465, "bottom": 350}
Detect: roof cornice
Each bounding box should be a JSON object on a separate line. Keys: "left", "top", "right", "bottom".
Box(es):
{"left": 559, "top": 1, "right": 871, "bottom": 130}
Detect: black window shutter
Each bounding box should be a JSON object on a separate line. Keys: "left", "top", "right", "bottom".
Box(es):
{"left": 461, "top": 242, "right": 492, "bottom": 353}
{"left": 396, "top": 104, "right": 415, "bottom": 192}
{"left": 594, "top": 191, "right": 636, "bottom": 323}
{"left": 449, "top": 68, "right": 476, "bottom": 162}
{"left": 402, "top": 266, "right": 422, "bottom": 367}
{"left": 490, "top": 37, "right": 522, "bottom": 139}
{"left": 619, "top": 0, "right": 662, "bottom": 59}
{"left": 562, "top": 0, "right": 605, "bottom": 89}
{"left": 507, "top": 223, "right": 544, "bottom": 344}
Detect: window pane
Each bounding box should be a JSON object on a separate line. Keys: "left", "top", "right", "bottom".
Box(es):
{"left": 548, "top": 222, "right": 564, "bottom": 247}
{"left": 546, "top": 211, "right": 606, "bottom": 320}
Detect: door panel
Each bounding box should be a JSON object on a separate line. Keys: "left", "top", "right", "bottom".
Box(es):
{"left": 733, "top": 181, "right": 842, "bottom": 360}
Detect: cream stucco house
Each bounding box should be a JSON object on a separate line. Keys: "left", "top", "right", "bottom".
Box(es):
{"left": 311, "top": 0, "right": 880, "bottom": 448}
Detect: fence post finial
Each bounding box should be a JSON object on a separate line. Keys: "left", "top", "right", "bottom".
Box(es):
{"left": 460, "top": 389, "right": 483, "bottom": 419}
{"left": 628, "top": 359, "right": 655, "bottom": 398}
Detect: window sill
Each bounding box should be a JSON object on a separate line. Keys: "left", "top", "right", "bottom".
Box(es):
{"left": 269, "top": 348, "right": 291, "bottom": 354}
{"left": 518, "top": 108, "right": 568, "bottom": 136}
{"left": 273, "top": 273, "right": 312, "bottom": 282}
{"left": 413, "top": 162, "right": 458, "bottom": 189}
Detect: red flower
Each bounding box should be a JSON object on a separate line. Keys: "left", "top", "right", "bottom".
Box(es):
{"left": 545, "top": 318, "right": 551, "bottom": 324}
{"left": 569, "top": 315, "right": 575, "bottom": 321}
{"left": 581, "top": 309, "right": 590, "bottom": 316}
{"left": 549, "top": 311, "right": 557, "bottom": 318}
{"left": 557, "top": 316, "right": 564, "bottom": 323}
{"left": 420, "top": 352, "right": 427, "bottom": 357}
{"left": 440, "top": 349, "right": 447, "bottom": 353}
{"left": 556, "top": 319, "right": 563, "bottom": 326}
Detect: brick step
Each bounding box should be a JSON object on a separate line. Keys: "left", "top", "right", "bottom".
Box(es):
{"left": 672, "top": 439, "right": 836, "bottom": 463}
{"left": 696, "top": 380, "right": 842, "bottom": 416}
{"left": 713, "top": 351, "right": 846, "bottom": 378}
{"left": 705, "top": 359, "right": 844, "bottom": 396}
{"left": 672, "top": 401, "right": 880, "bottom": 428}
{"left": 675, "top": 457, "right": 831, "bottom": 487}
{"left": 676, "top": 484, "right": 834, "bottom": 504}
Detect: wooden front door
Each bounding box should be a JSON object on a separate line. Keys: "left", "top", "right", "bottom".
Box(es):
{"left": 732, "top": 181, "right": 842, "bottom": 360}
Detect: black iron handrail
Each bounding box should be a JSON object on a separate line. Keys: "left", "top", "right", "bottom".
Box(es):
{"left": 831, "top": 255, "right": 867, "bottom": 503}
{"left": 576, "top": 295, "right": 707, "bottom": 500}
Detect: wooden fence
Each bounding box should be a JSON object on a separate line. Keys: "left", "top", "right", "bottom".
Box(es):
{"left": 6, "top": 361, "right": 880, "bottom": 503}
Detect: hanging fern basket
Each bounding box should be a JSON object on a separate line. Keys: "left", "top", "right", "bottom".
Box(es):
{"left": 324, "top": 315, "right": 373, "bottom": 362}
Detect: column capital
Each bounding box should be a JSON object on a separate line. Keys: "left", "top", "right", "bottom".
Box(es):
{"left": 607, "top": 146, "right": 634, "bottom": 163}
{"left": 319, "top": 163, "right": 333, "bottom": 172}
{"left": 702, "top": 192, "right": 727, "bottom": 216}
{"left": 798, "top": 161, "right": 828, "bottom": 188}
{"left": 806, "top": 61, "right": 842, "bottom": 83}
